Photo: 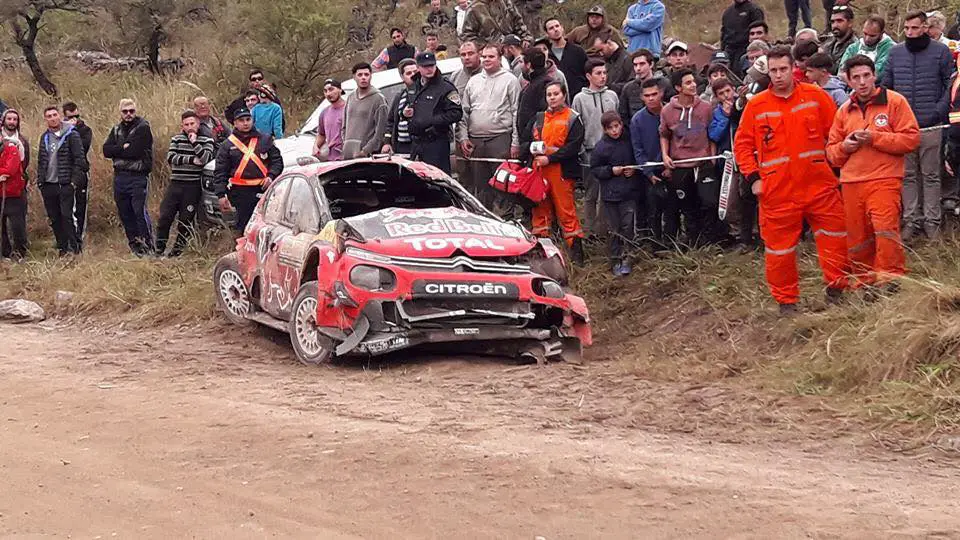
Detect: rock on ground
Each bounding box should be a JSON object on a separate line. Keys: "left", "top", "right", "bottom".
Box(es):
{"left": 0, "top": 299, "right": 45, "bottom": 323}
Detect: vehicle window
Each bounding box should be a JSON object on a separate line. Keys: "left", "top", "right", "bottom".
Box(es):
{"left": 322, "top": 166, "right": 463, "bottom": 220}
{"left": 379, "top": 82, "right": 403, "bottom": 108}
{"left": 283, "top": 175, "right": 321, "bottom": 233}
{"left": 262, "top": 178, "right": 291, "bottom": 223}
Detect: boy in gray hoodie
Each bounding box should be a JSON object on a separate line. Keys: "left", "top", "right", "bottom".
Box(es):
{"left": 572, "top": 58, "right": 619, "bottom": 240}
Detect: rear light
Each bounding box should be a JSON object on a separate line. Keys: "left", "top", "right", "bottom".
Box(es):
{"left": 349, "top": 265, "right": 396, "bottom": 292}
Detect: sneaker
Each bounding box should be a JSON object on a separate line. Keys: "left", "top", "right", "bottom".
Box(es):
{"left": 570, "top": 238, "right": 585, "bottom": 266}
{"left": 944, "top": 199, "right": 958, "bottom": 212}
{"left": 611, "top": 262, "right": 622, "bottom": 276}
{"left": 901, "top": 224, "right": 918, "bottom": 243}
{"left": 619, "top": 260, "right": 632, "bottom": 276}
{"left": 825, "top": 287, "right": 845, "bottom": 305}
{"left": 779, "top": 303, "right": 799, "bottom": 316}
{"left": 924, "top": 223, "right": 941, "bottom": 241}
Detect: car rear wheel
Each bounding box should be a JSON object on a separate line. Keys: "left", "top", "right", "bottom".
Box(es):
{"left": 289, "top": 281, "right": 335, "bottom": 365}
{"left": 213, "top": 253, "right": 251, "bottom": 325}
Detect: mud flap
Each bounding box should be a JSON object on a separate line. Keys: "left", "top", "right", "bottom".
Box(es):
{"left": 334, "top": 314, "right": 370, "bottom": 356}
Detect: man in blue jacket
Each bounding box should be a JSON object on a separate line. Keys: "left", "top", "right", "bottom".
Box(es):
{"left": 629, "top": 78, "right": 666, "bottom": 247}
{"left": 882, "top": 10, "right": 955, "bottom": 241}
{"left": 623, "top": 0, "right": 665, "bottom": 55}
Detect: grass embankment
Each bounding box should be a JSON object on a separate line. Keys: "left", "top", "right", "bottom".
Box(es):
{"left": 577, "top": 235, "right": 960, "bottom": 438}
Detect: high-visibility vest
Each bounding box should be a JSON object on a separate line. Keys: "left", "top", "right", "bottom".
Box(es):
{"left": 228, "top": 134, "right": 269, "bottom": 186}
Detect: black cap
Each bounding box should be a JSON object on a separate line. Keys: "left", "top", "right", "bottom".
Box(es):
{"left": 502, "top": 34, "right": 522, "bottom": 47}
{"left": 323, "top": 78, "right": 342, "bottom": 89}
{"left": 415, "top": 51, "right": 437, "bottom": 66}
{"left": 234, "top": 107, "right": 252, "bottom": 120}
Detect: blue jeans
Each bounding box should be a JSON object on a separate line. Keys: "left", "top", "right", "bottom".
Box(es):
{"left": 113, "top": 172, "right": 153, "bottom": 254}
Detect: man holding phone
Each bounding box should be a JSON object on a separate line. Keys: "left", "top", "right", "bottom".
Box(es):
{"left": 828, "top": 54, "right": 920, "bottom": 292}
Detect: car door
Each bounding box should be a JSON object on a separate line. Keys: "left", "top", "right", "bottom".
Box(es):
{"left": 240, "top": 177, "right": 291, "bottom": 283}
{"left": 261, "top": 175, "right": 322, "bottom": 320}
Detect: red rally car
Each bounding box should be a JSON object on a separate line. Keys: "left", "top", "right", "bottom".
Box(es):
{"left": 213, "top": 156, "right": 592, "bottom": 365}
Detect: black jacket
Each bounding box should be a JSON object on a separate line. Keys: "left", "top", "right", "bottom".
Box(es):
{"left": 618, "top": 76, "right": 669, "bottom": 120}
{"left": 520, "top": 107, "right": 586, "bottom": 180}
{"left": 881, "top": 37, "right": 954, "bottom": 128}
{"left": 74, "top": 121, "right": 93, "bottom": 154}
{"left": 550, "top": 41, "right": 589, "bottom": 100}
{"left": 590, "top": 133, "right": 638, "bottom": 202}
{"left": 517, "top": 67, "right": 551, "bottom": 142}
{"left": 386, "top": 43, "right": 417, "bottom": 70}
{"left": 213, "top": 128, "right": 283, "bottom": 196}
{"left": 384, "top": 86, "right": 415, "bottom": 149}
{"left": 37, "top": 127, "right": 88, "bottom": 187}
{"left": 408, "top": 74, "right": 463, "bottom": 141}
{"left": 605, "top": 47, "right": 634, "bottom": 94}
{"left": 720, "top": 0, "right": 765, "bottom": 58}
{"left": 102, "top": 117, "right": 154, "bottom": 174}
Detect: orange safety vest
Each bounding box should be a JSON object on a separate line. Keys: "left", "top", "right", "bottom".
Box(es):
{"left": 228, "top": 134, "right": 269, "bottom": 187}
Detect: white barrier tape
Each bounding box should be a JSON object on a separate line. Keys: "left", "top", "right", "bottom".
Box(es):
{"left": 920, "top": 124, "right": 949, "bottom": 132}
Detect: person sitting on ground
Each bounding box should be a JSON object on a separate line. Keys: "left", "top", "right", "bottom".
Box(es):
{"left": 590, "top": 111, "right": 638, "bottom": 276}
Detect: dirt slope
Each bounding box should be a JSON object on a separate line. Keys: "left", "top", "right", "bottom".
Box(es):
{"left": 2, "top": 322, "right": 960, "bottom": 538}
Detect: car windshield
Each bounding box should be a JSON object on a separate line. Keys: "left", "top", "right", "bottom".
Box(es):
{"left": 323, "top": 166, "right": 466, "bottom": 221}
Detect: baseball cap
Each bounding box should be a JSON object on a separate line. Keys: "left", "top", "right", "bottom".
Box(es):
{"left": 666, "top": 41, "right": 688, "bottom": 54}
{"left": 502, "top": 34, "right": 522, "bottom": 47}
{"left": 234, "top": 107, "right": 252, "bottom": 120}
{"left": 415, "top": 51, "right": 437, "bottom": 66}
{"left": 710, "top": 50, "right": 731, "bottom": 65}
{"left": 323, "top": 78, "right": 342, "bottom": 89}
{"left": 586, "top": 5, "right": 605, "bottom": 16}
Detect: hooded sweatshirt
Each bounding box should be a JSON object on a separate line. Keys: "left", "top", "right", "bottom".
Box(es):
{"left": 341, "top": 87, "right": 389, "bottom": 159}
{"left": 571, "top": 86, "right": 619, "bottom": 150}
{"left": 458, "top": 68, "right": 522, "bottom": 146}
{"left": 840, "top": 34, "right": 896, "bottom": 79}
{"left": 821, "top": 76, "right": 850, "bottom": 107}
{"left": 659, "top": 94, "right": 713, "bottom": 167}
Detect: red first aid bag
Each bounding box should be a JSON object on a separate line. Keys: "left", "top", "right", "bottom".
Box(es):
{"left": 488, "top": 162, "right": 549, "bottom": 205}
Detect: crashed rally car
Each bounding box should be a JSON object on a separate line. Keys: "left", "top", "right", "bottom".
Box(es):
{"left": 213, "top": 156, "right": 592, "bottom": 364}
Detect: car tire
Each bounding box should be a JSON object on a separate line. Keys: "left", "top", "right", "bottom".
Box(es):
{"left": 289, "top": 281, "right": 335, "bottom": 365}
{"left": 213, "top": 253, "right": 252, "bottom": 325}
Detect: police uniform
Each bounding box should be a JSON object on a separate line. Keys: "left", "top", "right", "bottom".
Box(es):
{"left": 408, "top": 52, "right": 463, "bottom": 173}
{"left": 213, "top": 107, "right": 283, "bottom": 231}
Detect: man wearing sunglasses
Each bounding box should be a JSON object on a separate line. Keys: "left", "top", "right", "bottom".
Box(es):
{"left": 62, "top": 102, "right": 93, "bottom": 251}
{"left": 102, "top": 98, "right": 155, "bottom": 256}
{"left": 224, "top": 69, "right": 282, "bottom": 124}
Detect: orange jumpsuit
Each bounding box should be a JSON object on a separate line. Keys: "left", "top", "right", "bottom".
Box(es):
{"left": 826, "top": 87, "right": 920, "bottom": 287}
{"left": 734, "top": 82, "right": 849, "bottom": 305}
{"left": 530, "top": 107, "right": 584, "bottom": 246}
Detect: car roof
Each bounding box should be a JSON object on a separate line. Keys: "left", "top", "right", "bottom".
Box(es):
{"left": 284, "top": 155, "right": 452, "bottom": 183}
{"left": 298, "top": 57, "right": 466, "bottom": 135}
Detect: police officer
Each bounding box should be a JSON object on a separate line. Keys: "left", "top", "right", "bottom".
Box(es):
{"left": 213, "top": 107, "right": 283, "bottom": 232}
{"left": 407, "top": 51, "right": 463, "bottom": 173}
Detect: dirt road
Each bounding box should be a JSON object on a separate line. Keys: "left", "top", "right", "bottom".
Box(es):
{"left": 3, "top": 322, "right": 960, "bottom": 538}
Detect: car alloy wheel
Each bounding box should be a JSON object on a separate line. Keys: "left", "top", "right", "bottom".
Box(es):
{"left": 294, "top": 296, "right": 323, "bottom": 356}
{"left": 218, "top": 269, "right": 250, "bottom": 319}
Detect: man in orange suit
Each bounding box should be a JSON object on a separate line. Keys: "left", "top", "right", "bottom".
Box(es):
{"left": 827, "top": 54, "right": 920, "bottom": 292}
{"left": 734, "top": 45, "right": 850, "bottom": 314}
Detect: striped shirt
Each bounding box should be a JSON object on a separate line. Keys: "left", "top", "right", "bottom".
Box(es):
{"left": 166, "top": 132, "right": 214, "bottom": 182}
{"left": 396, "top": 92, "right": 412, "bottom": 144}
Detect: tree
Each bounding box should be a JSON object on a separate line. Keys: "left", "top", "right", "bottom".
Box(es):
{"left": 108, "top": 0, "right": 210, "bottom": 74}
{"left": 4, "top": 0, "right": 94, "bottom": 95}
{"left": 241, "top": 0, "right": 350, "bottom": 101}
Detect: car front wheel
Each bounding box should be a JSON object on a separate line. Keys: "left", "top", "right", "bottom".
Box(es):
{"left": 289, "top": 281, "right": 335, "bottom": 365}
{"left": 213, "top": 253, "right": 252, "bottom": 325}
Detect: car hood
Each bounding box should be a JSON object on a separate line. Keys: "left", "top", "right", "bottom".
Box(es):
{"left": 342, "top": 207, "right": 536, "bottom": 258}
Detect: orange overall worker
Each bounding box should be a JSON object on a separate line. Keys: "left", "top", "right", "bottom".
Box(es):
{"left": 827, "top": 55, "right": 919, "bottom": 290}
{"left": 520, "top": 81, "right": 586, "bottom": 264}
{"left": 734, "top": 46, "right": 850, "bottom": 313}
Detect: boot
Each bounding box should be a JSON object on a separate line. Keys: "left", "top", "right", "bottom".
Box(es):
{"left": 779, "top": 303, "right": 799, "bottom": 316}
{"left": 825, "top": 286, "right": 845, "bottom": 305}
{"left": 570, "top": 237, "right": 585, "bottom": 266}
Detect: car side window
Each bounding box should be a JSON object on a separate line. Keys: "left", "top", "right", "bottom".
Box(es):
{"left": 262, "top": 178, "right": 291, "bottom": 223}
{"left": 283, "top": 176, "right": 321, "bottom": 233}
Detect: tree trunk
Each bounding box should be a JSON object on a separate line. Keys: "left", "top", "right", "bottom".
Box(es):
{"left": 10, "top": 14, "right": 58, "bottom": 96}
{"left": 147, "top": 23, "right": 163, "bottom": 74}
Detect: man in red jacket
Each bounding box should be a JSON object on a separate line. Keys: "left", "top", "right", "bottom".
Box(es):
{"left": 0, "top": 134, "right": 27, "bottom": 260}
